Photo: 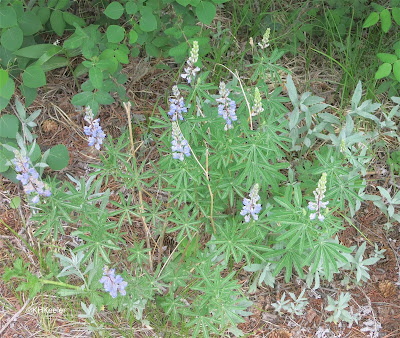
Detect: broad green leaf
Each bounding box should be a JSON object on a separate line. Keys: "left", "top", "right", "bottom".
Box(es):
{"left": 393, "top": 60, "right": 400, "bottom": 82}
{"left": 140, "top": 9, "right": 157, "bottom": 32}
{"left": 19, "top": 85, "right": 37, "bottom": 107}
{"left": 23, "top": 66, "right": 46, "bottom": 88}
{"left": 104, "top": 2, "right": 124, "bottom": 20}
{"left": 63, "top": 12, "right": 86, "bottom": 27}
{"left": 393, "top": 8, "right": 400, "bottom": 25}
{"left": 115, "top": 49, "right": 129, "bottom": 63}
{"left": 37, "top": 7, "right": 50, "bottom": 24}
{"left": 50, "top": 9, "right": 66, "bottom": 36}
{"left": 71, "top": 91, "right": 93, "bottom": 106}
{"left": 40, "top": 56, "right": 68, "bottom": 72}
{"left": 375, "top": 62, "right": 392, "bottom": 79}
{"left": 89, "top": 67, "right": 103, "bottom": 89}
{"left": 380, "top": 9, "right": 392, "bottom": 33}
{"left": 1, "top": 26, "right": 23, "bottom": 51}
{"left": 106, "top": 25, "right": 125, "bottom": 43}
{"left": 14, "top": 44, "right": 61, "bottom": 59}
{"left": 377, "top": 53, "right": 397, "bottom": 63}
{"left": 396, "top": 48, "right": 400, "bottom": 58}
{"left": 10, "top": 196, "right": 21, "bottom": 209}
{"left": 125, "top": 1, "right": 138, "bottom": 14}
{"left": 55, "top": 0, "right": 70, "bottom": 10}
{"left": 168, "top": 42, "right": 188, "bottom": 57}
{"left": 0, "top": 114, "right": 19, "bottom": 138}
{"left": 129, "top": 30, "right": 138, "bottom": 44}
{"left": 18, "top": 12, "right": 42, "bottom": 35}
{"left": 176, "top": 0, "right": 191, "bottom": 6}
{"left": 0, "top": 77, "right": 15, "bottom": 107}
{"left": 47, "top": 144, "right": 69, "bottom": 170}
{"left": 196, "top": 1, "right": 216, "bottom": 25}
{"left": 183, "top": 25, "right": 201, "bottom": 37}
{"left": 0, "top": 69, "right": 8, "bottom": 89}
{"left": 0, "top": 6, "right": 17, "bottom": 28}
{"left": 363, "top": 12, "right": 379, "bottom": 28}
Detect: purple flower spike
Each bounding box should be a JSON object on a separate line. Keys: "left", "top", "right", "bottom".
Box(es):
{"left": 83, "top": 106, "right": 106, "bottom": 150}
{"left": 240, "top": 184, "right": 262, "bottom": 223}
{"left": 100, "top": 266, "right": 128, "bottom": 298}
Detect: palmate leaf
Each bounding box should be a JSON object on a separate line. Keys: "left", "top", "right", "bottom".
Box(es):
{"left": 167, "top": 204, "right": 202, "bottom": 241}
{"left": 271, "top": 248, "right": 305, "bottom": 282}
{"left": 232, "top": 134, "right": 288, "bottom": 190}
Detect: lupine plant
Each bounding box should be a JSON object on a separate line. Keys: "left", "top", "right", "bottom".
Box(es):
{"left": 3, "top": 29, "right": 395, "bottom": 336}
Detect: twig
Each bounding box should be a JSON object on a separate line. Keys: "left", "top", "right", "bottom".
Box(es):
{"left": 0, "top": 299, "right": 30, "bottom": 336}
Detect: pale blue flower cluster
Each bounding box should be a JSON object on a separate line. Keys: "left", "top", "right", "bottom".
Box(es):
{"left": 13, "top": 151, "right": 51, "bottom": 204}
{"left": 83, "top": 106, "right": 106, "bottom": 150}
{"left": 99, "top": 266, "right": 128, "bottom": 298}
{"left": 171, "top": 122, "right": 191, "bottom": 161}
{"left": 308, "top": 172, "right": 329, "bottom": 221}
{"left": 216, "top": 82, "right": 237, "bottom": 131}
{"left": 168, "top": 86, "right": 188, "bottom": 121}
{"left": 181, "top": 41, "right": 200, "bottom": 84}
{"left": 240, "top": 184, "right": 262, "bottom": 222}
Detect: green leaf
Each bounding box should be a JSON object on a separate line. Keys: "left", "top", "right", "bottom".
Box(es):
{"left": 115, "top": 49, "right": 129, "bottom": 63}
{"left": 40, "top": 56, "right": 68, "bottom": 72}
{"left": 393, "top": 8, "right": 400, "bottom": 25}
{"left": 125, "top": 1, "right": 138, "bottom": 14}
{"left": 19, "top": 85, "right": 37, "bottom": 107}
{"left": 0, "top": 114, "right": 19, "bottom": 138}
{"left": 196, "top": 1, "right": 216, "bottom": 25}
{"left": 363, "top": 12, "right": 379, "bottom": 28}
{"left": 18, "top": 12, "right": 42, "bottom": 35}
{"left": 377, "top": 53, "right": 397, "bottom": 63}
{"left": 106, "top": 25, "right": 125, "bottom": 43}
{"left": 0, "top": 6, "right": 17, "bottom": 28}
{"left": 140, "top": 8, "right": 157, "bottom": 32}
{"left": 128, "top": 29, "right": 138, "bottom": 44}
{"left": 50, "top": 9, "right": 66, "bottom": 36}
{"left": 104, "top": 2, "right": 125, "bottom": 20}
{"left": 14, "top": 44, "right": 61, "bottom": 59}
{"left": 47, "top": 144, "right": 69, "bottom": 170}
{"left": 0, "top": 69, "right": 8, "bottom": 89}
{"left": 71, "top": 91, "right": 94, "bottom": 106}
{"left": 380, "top": 9, "right": 392, "bottom": 33}
{"left": 145, "top": 43, "right": 160, "bottom": 57}
{"left": 63, "top": 12, "right": 86, "bottom": 27}
{"left": 0, "top": 148, "right": 11, "bottom": 172}
{"left": 23, "top": 66, "right": 46, "bottom": 88}
{"left": 168, "top": 42, "right": 188, "bottom": 57}
{"left": 0, "top": 77, "right": 15, "bottom": 110}
{"left": 37, "top": 7, "right": 50, "bottom": 24}
{"left": 176, "top": 0, "right": 191, "bottom": 6}
{"left": 89, "top": 67, "right": 103, "bottom": 89}
{"left": 55, "top": 0, "right": 70, "bottom": 10}
{"left": 375, "top": 62, "right": 392, "bottom": 79}
{"left": 393, "top": 60, "right": 400, "bottom": 82}
{"left": 1, "top": 26, "right": 23, "bottom": 51}
{"left": 183, "top": 25, "right": 201, "bottom": 37}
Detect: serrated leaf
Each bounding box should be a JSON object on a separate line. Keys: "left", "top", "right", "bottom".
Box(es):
{"left": 363, "top": 12, "right": 379, "bottom": 28}
{"left": 196, "top": 1, "right": 216, "bottom": 25}
{"left": 47, "top": 144, "right": 69, "bottom": 170}
{"left": 375, "top": 63, "right": 392, "bottom": 79}
{"left": 23, "top": 66, "right": 46, "bottom": 88}
{"left": 104, "top": 2, "right": 124, "bottom": 20}
{"left": 377, "top": 53, "right": 398, "bottom": 63}
{"left": 380, "top": 9, "right": 392, "bottom": 33}
{"left": 393, "top": 60, "right": 400, "bottom": 82}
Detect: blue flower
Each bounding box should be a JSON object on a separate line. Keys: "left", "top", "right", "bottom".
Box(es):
{"left": 168, "top": 86, "right": 188, "bottom": 121}
{"left": 99, "top": 266, "right": 128, "bottom": 298}
{"left": 308, "top": 173, "right": 329, "bottom": 222}
{"left": 84, "top": 106, "right": 106, "bottom": 150}
{"left": 181, "top": 41, "right": 200, "bottom": 85}
{"left": 13, "top": 151, "right": 51, "bottom": 204}
{"left": 216, "top": 82, "right": 237, "bottom": 130}
{"left": 171, "top": 122, "right": 191, "bottom": 161}
{"left": 240, "top": 184, "right": 262, "bottom": 222}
